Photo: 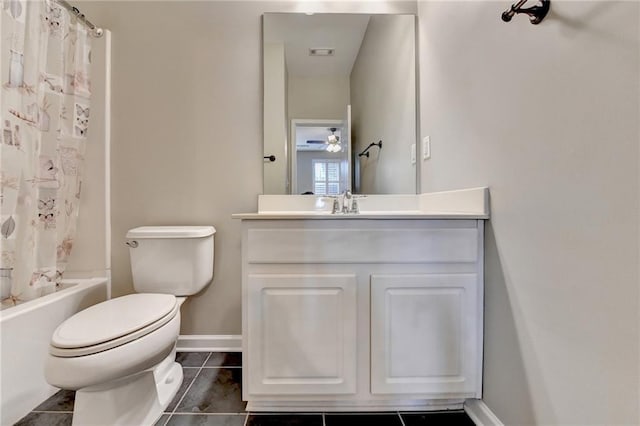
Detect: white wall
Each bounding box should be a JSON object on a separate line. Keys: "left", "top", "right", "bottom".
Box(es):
{"left": 80, "top": 1, "right": 417, "bottom": 335}
{"left": 418, "top": 1, "right": 639, "bottom": 424}
{"left": 350, "top": 15, "right": 416, "bottom": 194}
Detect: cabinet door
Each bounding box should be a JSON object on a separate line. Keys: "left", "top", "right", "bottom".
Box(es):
{"left": 370, "top": 274, "right": 480, "bottom": 396}
{"left": 247, "top": 274, "right": 357, "bottom": 395}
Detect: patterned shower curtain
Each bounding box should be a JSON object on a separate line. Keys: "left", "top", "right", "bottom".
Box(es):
{"left": 1, "top": 0, "right": 92, "bottom": 306}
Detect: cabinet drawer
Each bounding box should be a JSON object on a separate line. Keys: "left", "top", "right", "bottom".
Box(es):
{"left": 247, "top": 224, "right": 479, "bottom": 264}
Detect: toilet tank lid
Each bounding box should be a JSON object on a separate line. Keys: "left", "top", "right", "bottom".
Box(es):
{"left": 126, "top": 226, "right": 216, "bottom": 239}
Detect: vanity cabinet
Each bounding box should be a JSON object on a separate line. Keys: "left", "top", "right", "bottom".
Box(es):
{"left": 239, "top": 218, "right": 484, "bottom": 412}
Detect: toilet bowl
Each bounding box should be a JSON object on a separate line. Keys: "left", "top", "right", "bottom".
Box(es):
{"left": 45, "top": 226, "right": 215, "bottom": 426}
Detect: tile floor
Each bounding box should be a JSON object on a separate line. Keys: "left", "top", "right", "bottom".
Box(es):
{"left": 15, "top": 352, "right": 476, "bottom": 426}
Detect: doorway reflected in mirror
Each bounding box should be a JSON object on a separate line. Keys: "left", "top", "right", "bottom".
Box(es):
{"left": 291, "top": 120, "right": 349, "bottom": 195}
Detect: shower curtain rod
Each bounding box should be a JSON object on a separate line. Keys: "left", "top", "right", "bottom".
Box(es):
{"left": 55, "top": 0, "right": 104, "bottom": 37}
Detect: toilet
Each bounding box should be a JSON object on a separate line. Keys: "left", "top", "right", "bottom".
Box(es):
{"left": 45, "top": 226, "right": 215, "bottom": 426}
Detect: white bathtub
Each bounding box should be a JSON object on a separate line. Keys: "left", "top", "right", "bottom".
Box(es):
{"left": 0, "top": 277, "right": 109, "bottom": 425}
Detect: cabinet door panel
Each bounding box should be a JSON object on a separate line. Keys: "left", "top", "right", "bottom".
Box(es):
{"left": 370, "top": 274, "right": 479, "bottom": 395}
{"left": 247, "top": 274, "right": 357, "bottom": 395}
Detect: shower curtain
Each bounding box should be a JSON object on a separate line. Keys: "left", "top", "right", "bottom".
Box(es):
{"left": 1, "top": 0, "right": 92, "bottom": 305}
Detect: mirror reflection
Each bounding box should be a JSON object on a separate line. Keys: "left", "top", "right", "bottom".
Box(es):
{"left": 263, "top": 13, "right": 417, "bottom": 195}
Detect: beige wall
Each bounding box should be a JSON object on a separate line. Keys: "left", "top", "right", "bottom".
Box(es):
{"left": 263, "top": 43, "right": 288, "bottom": 195}
{"left": 288, "top": 76, "right": 350, "bottom": 121}
{"left": 350, "top": 15, "right": 416, "bottom": 194}
{"left": 418, "top": 1, "right": 639, "bottom": 424}
{"left": 80, "top": 1, "right": 416, "bottom": 335}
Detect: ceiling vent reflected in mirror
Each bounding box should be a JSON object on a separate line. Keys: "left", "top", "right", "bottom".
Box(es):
{"left": 309, "top": 48, "right": 335, "bottom": 56}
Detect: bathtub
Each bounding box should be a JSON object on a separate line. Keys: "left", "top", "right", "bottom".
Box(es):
{"left": 0, "top": 277, "right": 109, "bottom": 425}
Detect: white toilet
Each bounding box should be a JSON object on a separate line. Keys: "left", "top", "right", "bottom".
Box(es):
{"left": 45, "top": 225, "right": 215, "bottom": 426}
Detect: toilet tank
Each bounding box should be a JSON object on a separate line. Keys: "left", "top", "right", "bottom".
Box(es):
{"left": 126, "top": 226, "right": 215, "bottom": 296}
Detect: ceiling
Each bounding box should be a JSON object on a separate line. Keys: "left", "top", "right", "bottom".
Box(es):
{"left": 263, "top": 13, "right": 371, "bottom": 78}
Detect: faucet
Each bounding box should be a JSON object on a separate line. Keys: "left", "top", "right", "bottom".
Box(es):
{"left": 341, "top": 190, "right": 353, "bottom": 214}
{"left": 323, "top": 190, "right": 363, "bottom": 214}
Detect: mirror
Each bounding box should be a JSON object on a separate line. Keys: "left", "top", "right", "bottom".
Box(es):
{"left": 263, "top": 13, "right": 417, "bottom": 195}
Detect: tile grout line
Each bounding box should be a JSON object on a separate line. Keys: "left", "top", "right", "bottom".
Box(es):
{"left": 181, "top": 367, "right": 242, "bottom": 370}
{"left": 201, "top": 365, "right": 242, "bottom": 368}
{"left": 161, "top": 412, "right": 250, "bottom": 416}
{"left": 322, "top": 412, "right": 326, "bottom": 426}
{"left": 162, "top": 352, "right": 213, "bottom": 425}
{"left": 244, "top": 411, "right": 250, "bottom": 426}
{"left": 398, "top": 411, "right": 406, "bottom": 426}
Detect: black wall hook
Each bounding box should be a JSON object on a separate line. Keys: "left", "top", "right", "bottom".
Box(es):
{"left": 502, "top": 0, "right": 550, "bottom": 25}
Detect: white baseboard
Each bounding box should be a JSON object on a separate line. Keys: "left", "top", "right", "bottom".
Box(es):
{"left": 176, "top": 335, "right": 242, "bottom": 352}
{"left": 464, "top": 399, "right": 504, "bottom": 426}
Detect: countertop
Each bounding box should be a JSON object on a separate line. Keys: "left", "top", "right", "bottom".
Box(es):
{"left": 233, "top": 187, "right": 490, "bottom": 220}
{"left": 232, "top": 211, "right": 488, "bottom": 220}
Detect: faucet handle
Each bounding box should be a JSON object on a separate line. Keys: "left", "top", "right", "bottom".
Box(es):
{"left": 332, "top": 198, "right": 340, "bottom": 214}
{"left": 349, "top": 194, "right": 366, "bottom": 214}
{"left": 321, "top": 196, "right": 341, "bottom": 214}
{"left": 350, "top": 199, "right": 360, "bottom": 214}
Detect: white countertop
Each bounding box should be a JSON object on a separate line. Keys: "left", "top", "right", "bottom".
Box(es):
{"left": 233, "top": 187, "right": 490, "bottom": 220}
{"left": 232, "top": 213, "right": 488, "bottom": 219}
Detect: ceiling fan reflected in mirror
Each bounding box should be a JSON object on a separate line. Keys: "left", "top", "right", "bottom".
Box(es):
{"left": 326, "top": 127, "right": 341, "bottom": 153}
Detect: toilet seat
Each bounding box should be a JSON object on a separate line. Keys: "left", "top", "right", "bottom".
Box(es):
{"left": 45, "top": 304, "right": 181, "bottom": 391}
{"left": 50, "top": 294, "right": 178, "bottom": 357}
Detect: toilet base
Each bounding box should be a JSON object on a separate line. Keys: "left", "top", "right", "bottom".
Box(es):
{"left": 71, "top": 350, "right": 183, "bottom": 426}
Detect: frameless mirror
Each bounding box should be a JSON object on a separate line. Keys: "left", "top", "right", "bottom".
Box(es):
{"left": 263, "top": 13, "right": 417, "bottom": 195}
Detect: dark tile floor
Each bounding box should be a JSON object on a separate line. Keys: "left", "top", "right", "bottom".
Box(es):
{"left": 15, "top": 352, "right": 475, "bottom": 426}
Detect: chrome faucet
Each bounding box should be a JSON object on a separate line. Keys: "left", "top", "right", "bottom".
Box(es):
{"left": 323, "top": 190, "right": 364, "bottom": 214}
{"left": 341, "top": 190, "right": 353, "bottom": 214}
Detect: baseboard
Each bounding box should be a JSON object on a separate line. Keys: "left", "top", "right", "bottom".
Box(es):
{"left": 464, "top": 399, "right": 504, "bottom": 426}
{"left": 176, "top": 335, "right": 242, "bottom": 352}
{"left": 248, "top": 399, "right": 465, "bottom": 412}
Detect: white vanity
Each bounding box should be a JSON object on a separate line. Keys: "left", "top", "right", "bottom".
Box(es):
{"left": 233, "top": 188, "right": 489, "bottom": 412}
